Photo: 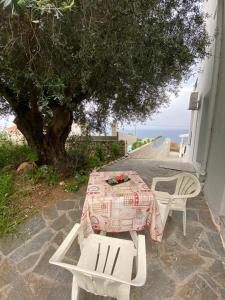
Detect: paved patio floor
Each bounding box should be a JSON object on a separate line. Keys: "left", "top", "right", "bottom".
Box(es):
{"left": 0, "top": 159, "right": 225, "bottom": 299}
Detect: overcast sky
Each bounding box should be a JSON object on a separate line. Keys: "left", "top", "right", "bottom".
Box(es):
{"left": 122, "top": 74, "right": 196, "bottom": 131}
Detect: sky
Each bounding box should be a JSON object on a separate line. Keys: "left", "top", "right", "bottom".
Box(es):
{"left": 121, "top": 74, "right": 197, "bottom": 132}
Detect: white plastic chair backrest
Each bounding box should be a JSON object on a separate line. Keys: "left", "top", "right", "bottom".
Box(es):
{"left": 74, "top": 272, "right": 118, "bottom": 297}
{"left": 175, "top": 173, "right": 201, "bottom": 197}
{"left": 72, "top": 235, "right": 136, "bottom": 297}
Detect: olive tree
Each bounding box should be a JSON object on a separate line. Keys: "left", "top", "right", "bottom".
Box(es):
{"left": 0, "top": 0, "right": 208, "bottom": 172}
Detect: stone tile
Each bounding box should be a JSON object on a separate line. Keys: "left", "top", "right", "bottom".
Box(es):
{"left": 0, "top": 214, "right": 46, "bottom": 255}
{"left": 198, "top": 250, "right": 216, "bottom": 259}
{"left": 52, "top": 231, "right": 65, "bottom": 246}
{"left": 198, "top": 239, "right": 212, "bottom": 252}
{"left": 0, "top": 234, "right": 25, "bottom": 256}
{"left": 6, "top": 277, "right": 35, "bottom": 300}
{"left": 178, "top": 274, "right": 218, "bottom": 300}
{"left": 187, "top": 209, "right": 199, "bottom": 222}
{"left": 0, "top": 260, "right": 20, "bottom": 288}
{"left": 176, "top": 225, "right": 203, "bottom": 249}
{"left": 10, "top": 228, "right": 53, "bottom": 262}
{"left": 199, "top": 273, "right": 221, "bottom": 294}
{"left": 143, "top": 268, "right": 175, "bottom": 300}
{"left": 208, "top": 259, "right": 225, "bottom": 287}
{"left": 36, "top": 285, "right": 71, "bottom": 300}
{"left": 56, "top": 200, "right": 75, "bottom": 210}
{"left": 187, "top": 195, "right": 208, "bottom": 210}
{"left": 19, "top": 213, "right": 46, "bottom": 238}
{"left": 0, "top": 291, "right": 7, "bottom": 300}
{"left": 63, "top": 222, "right": 75, "bottom": 235}
{"left": 51, "top": 214, "right": 70, "bottom": 231}
{"left": 206, "top": 232, "right": 225, "bottom": 257}
{"left": 33, "top": 245, "right": 72, "bottom": 283}
{"left": 17, "top": 253, "right": 40, "bottom": 272}
{"left": 0, "top": 214, "right": 46, "bottom": 256}
{"left": 198, "top": 209, "right": 217, "bottom": 232}
{"left": 43, "top": 205, "right": 59, "bottom": 221}
{"left": 172, "top": 254, "right": 205, "bottom": 280}
{"left": 68, "top": 209, "right": 82, "bottom": 222}
{"left": 162, "top": 218, "right": 178, "bottom": 239}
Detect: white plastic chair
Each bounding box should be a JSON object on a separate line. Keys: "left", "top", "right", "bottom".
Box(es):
{"left": 49, "top": 223, "right": 146, "bottom": 300}
{"left": 151, "top": 172, "right": 201, "bottom": 236}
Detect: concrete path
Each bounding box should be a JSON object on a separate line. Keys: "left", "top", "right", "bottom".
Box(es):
{"left": 129, "top": 139, "right": 171, "bottom": 160}
{"left": 0, "top": 159, "right": 225, "bottom": 299}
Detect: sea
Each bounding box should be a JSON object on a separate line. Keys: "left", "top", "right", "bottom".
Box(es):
{"left": 121, "top": 128, "right": 189, "bottom": 144}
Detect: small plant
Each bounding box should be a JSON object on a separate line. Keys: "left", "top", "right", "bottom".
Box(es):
{"left": 64, "top": 183, "right": 79, "bottom": 192}
{"left": 26, "top": 165, "right": 60, "bottom": 185}
{"left": 75, "top": 173, "right": 88, "bottom": 184}
{"left": 110, "top": 142, "right": 121, "bottom": 159}
{"left": 26, "top": 152, "right": 38, "bottom": 163}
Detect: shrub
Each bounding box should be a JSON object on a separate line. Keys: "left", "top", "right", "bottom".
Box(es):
{"left": 0, "top": 135, "right": 35, "bottom": 170}
{"left": 0, "top": 174, "right": 14, "bottom": 235}
{"left": 110, "top": 142, "right": 121, "bottom": 159}
{"left": 67, "top": 135, "right": 91, "bottom": 171}
{"left": 96, "top": 144, "right": 105, "bottom": 162}
{"left": 86, "top": 155, "right": 101, "bottom": 169}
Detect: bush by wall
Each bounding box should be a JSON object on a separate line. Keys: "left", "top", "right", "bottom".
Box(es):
{"left": 67, "top": 135, "right": 125, "bottom": 171}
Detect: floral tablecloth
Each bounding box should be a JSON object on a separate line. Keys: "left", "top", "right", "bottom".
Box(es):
{"left": 80, "top": 171, "right": 163, "bottom": 242}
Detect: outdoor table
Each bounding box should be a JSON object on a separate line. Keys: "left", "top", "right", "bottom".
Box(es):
{"left": 79, "top": 170, "right": 163, "bottom": 243}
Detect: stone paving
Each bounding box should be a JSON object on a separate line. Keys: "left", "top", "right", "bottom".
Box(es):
{"left": 0, "top": 159, "right": 225, "bottom": 299}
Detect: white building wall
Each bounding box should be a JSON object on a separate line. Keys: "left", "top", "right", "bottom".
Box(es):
{"left": 188, "top": 0, "right": 219, "bottom": 171}
{"left": 187, "top": 0, "right": 225, "bottom": 223}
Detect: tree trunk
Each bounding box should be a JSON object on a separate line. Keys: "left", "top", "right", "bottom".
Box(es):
{"left": 15, "top": 104, "right": 73, "bottom": 175}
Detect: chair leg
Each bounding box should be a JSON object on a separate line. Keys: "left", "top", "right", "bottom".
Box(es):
{"left": 129, "top": 231, "right": 138, "bottom": 248}
{"left": 183, "top": 210, "right": 186, "bottom": 236}
{"left": 72, "top": 276, "right": 79, "bottom": 300}
{"left": 117, "top": 285, "right": 130, "bottom": 300}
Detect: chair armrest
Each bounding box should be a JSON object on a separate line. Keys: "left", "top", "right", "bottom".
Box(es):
{"left": 49, "top": 223, "right": 81, "bottom": 264}
{"left": 131, "top": 235, "right": 146, "bottom": 287}
{"left": 151, "top": 175, "right": 179, "bottom": 190}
